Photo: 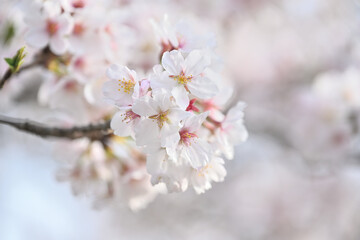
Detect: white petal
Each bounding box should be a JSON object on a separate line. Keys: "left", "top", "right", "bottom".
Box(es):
{"left": 68, "top": 36, "right": 84, "bottom": 54}
{"left": 132, "top": 96, "right": 159, "bottom": 116}
{"left": 146, "top": 148, "right": 167, "bottom": 175}
{"left": 184, "top": 50, "right": 210, "bottom": 76}
{"left": 102, "top": 80, "right": 133, "bottom": 107}
{"left": 135, "top": 119, "right": 160, "bottom": 146}
{"left": 209, "top": 157, "right": 227, "bottom": 182}
{"left": 191, "top": 173, "right": 210, "bottom": 194}
{"left": 57, "top": 13, "right": 74, "bottom": 35}
{"left": 187, "top": 76, "right": 218, "bottom": 99}
{"left": 161, "top": 50, "right": 184, "bottom": 75}
{"left": 171, "top": 85, "right": 189, "bottom": 110}
{"left": 168, "top": 108, "right": 191, "bottom": 124}
{"left": 150, "top": 71, "right": 177, "bottom": 91}
{"left": 160, "top": 123, "right": 180, "bottom": 148}
{"left": 183, "top": 112, "right": 208, "bottom": 132}
{"left": 25, "top": 29, "right": 49, "bottom": 49}
{"left": 50, "top": 36, "right": 68, "bottom": 55}
{"left": 225, "top": 101, "right": 246, "bottom": 123}
{"left": 181, "top": 140, "right": 210, "bottom": 168}
{"left": 216, "top": 129, "right": 234, "bottom": 160}
{"left": 43, "top": 1, "right": 62, "bottom": 16}
{"left": 111, "top": 111, "right": 133, "bottom": 137}
{"left": 152, "top": 91, "right": 172, "bottom": 112}
{"left": 106, "top": 64, "right": 136, "bottom": 81}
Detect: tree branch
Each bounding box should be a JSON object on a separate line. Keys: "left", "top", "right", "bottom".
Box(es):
{"left": 0, "top": 114, "right": 112, "bottom": 139}
{"left": 0, "top": 61, "right": 41, "bottom": 89}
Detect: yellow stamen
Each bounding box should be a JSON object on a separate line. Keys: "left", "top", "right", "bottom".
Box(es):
{"left": 170, "top": 72, "right": 193, "bottom": 85}
{"left": 118, "top": 77, "right": 135, "bottom": 94}
{"left": 149, "top": 110, "right": 169, "bottom": 128}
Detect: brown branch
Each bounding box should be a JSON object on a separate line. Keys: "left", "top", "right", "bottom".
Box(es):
{"left": 0, "top": 61, "right": 41, "bottom": 89}
{"left": 0, "top": 114, "right": 112, "bottom": 139}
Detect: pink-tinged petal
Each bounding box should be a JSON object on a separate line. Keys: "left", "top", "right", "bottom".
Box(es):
{"left": 135, "top": 119, "right": 160, "bottom": 146}
{"left": 102, "top": 80, "right": 133, "bottom": 107}
{"left": 184, "top": 50, "right": 211, "bottom": 76}
{"left": 132, "top": 96, "right": 159, "bottom": 117}
{"left": 25, "top": 29, "right": 49, "bottom": 49}
{"left": 161, "top": 50, "right": 184, "bottom": 75}
{"left": 49, "top": 36, "right": 68, "bottom": 55}
{"left": 132, "top": 81, "right": 140, "bottom": 99}
{"left": 187, "top": 76, "right": 218, "bottom": 99}
{"left": 171, "top": 85, "right": 189, "bottom": 110}
{"left": 111, "top": 111, "right": 133, "bottom": 137}
{"left": 139, "top": 80, "right": 150, "bottom": 97}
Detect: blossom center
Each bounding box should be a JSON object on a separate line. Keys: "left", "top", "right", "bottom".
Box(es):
{"left": 64, "top": 80, "right": 79, "bottom": 92}
{"left": 149, "top": 110, "right": 169, "bottom": 128}
{"left": 180, "top": 130, "right": 197, "bottom": 146}
{"left": 121, "top": 110, "right": 140, "bottom": 123}
{"left": 170, "top": 72, "right": 193, "bottom": 85}
{"left": 46, "top": 20, "right": 59, "bottom": 36}
{"left": 72, "top": 0, "right": 86, "bottom": 8}
{"left": 118, "top": 78, "right": 135, "bottom": 94}
{"left": 73, "top": 23, "right": 85, "bottom": 36}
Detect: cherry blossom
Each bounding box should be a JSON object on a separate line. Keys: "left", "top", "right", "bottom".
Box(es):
{"left": 103, "top": 64, "right": 140, "bottom": 107}
{"left": 214, "top": 101, "right": 248, "bottom": 160}
{"left": 151, "top": 50, "right": 219, "bottom": 109}
{"left": 132, "top": 90, "right": 190, "bottom": 147}
{"left": 25, "top": 1, "right": 74, "bottom": 55}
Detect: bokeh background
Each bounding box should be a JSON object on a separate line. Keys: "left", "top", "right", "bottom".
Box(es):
{"left": 2, "top": 0, "right": 360, "bottom": 239}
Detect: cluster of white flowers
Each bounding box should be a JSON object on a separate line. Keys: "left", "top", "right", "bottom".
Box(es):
{"left": 103, "top": 17, "right": 248, "bottom": 194}
{"left": 55, "top": 137, "right": 160, "bottom": 211}
{"left": 1, "top": 0, "right": 248, "bottom": 210}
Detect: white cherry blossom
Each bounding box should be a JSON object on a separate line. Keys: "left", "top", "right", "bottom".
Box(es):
{"left": 190, "top": 156, "right": 227, "bottom": 194}
{"left": 103, "top": 64, "right": 140, "bottom": 107}
{"left": 215, "top": 101, "right": 248, "bottom": 160}
{"left": 24, "top": 1, "right": 74, "bottom": 55}
{"left": 132, "top": 90, "right": 190, "bottom": 147}
{"left": 166, "top": 112, "right": 212, "bottom": 168}
{"left": 150, "top": 50, "right": 219, "bottom": 109}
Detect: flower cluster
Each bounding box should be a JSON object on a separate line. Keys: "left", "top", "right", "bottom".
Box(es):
{"left": 55, "top": 137, "right": 160, "bottom": 211}
{"left": 4, "top": 0, "right": 248, "bottom": 209}
{"left": 104, "top": 22, "right": 248, "bottom": 193}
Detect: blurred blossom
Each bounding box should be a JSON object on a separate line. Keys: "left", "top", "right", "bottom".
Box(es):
{"left": 1, "top": 0, "right": 360, "bottom": 239}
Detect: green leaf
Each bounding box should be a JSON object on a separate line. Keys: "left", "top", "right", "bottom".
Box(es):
{"left": 3, "top": 22, "right": 15, "bottom": 45}
{"left": 4, "top": 46, "right": 27, "bottom": 73}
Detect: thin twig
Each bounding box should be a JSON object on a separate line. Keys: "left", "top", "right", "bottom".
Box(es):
{"left": 0, "top": 114, "right": 112, "bottom": 139}
{"left": 0, "top": 61, "right": 40, "bottom": 89}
